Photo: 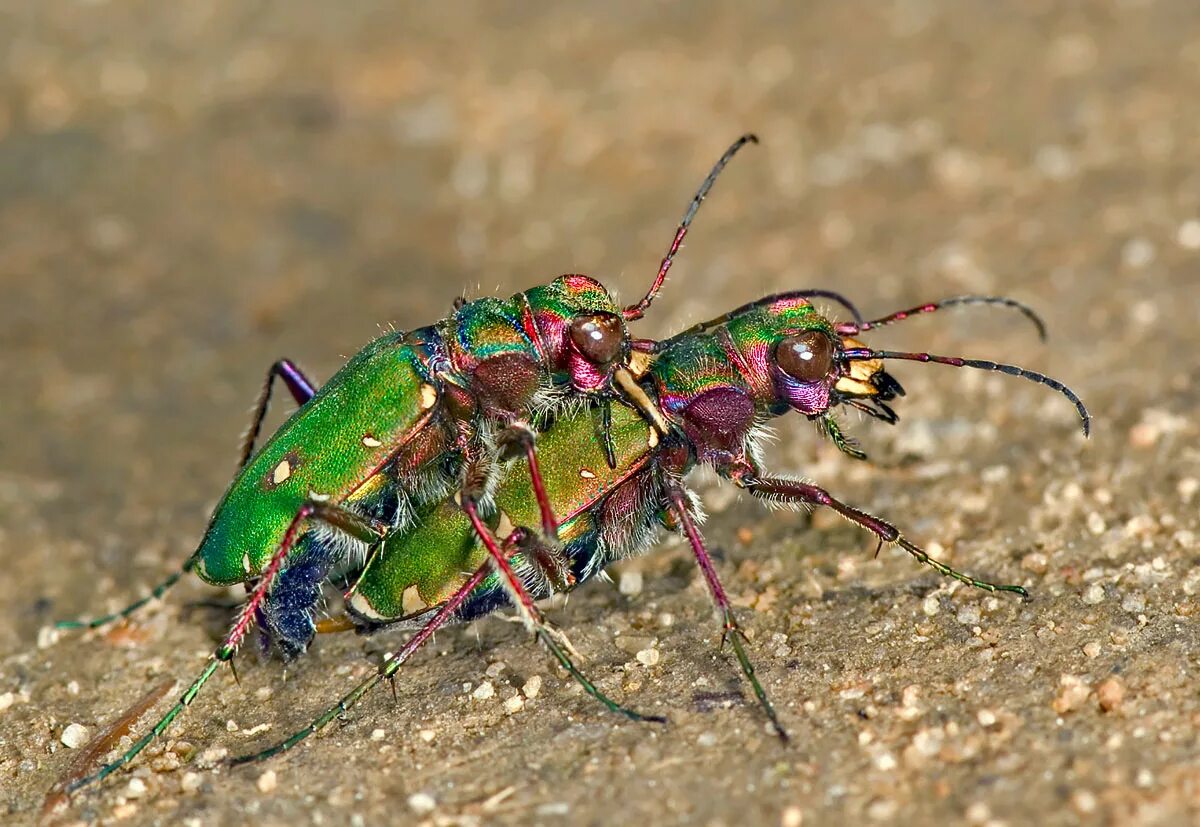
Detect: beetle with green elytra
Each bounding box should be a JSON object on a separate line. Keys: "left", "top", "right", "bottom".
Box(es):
{"left": 64, "top": 279, "right": 1089, "bottom": 791}
{"left": 57, "top": 136, "right": 763, "bottom": 665}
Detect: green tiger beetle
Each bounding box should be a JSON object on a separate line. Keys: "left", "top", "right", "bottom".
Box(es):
{"left": 62, "top": 271, "right": 1088, "bottom": 790}
{"left": 58, "top": 138, "right": 769, "bottom": 655}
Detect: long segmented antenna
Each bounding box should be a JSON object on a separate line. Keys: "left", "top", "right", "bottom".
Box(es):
{"left": 836, "top": 295, "right": 1047, "bottom": 340}
{"left": 841, "top": 347, "right": 1090, "bottom": 436}
{"left": 623, "top": 134, "right": 759, "bottom": 321}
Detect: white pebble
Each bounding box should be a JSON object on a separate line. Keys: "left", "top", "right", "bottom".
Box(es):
{"left": 503, "top": 695, "right": 525, "bottom": 714}
{"left": 256, "top": 770, "right": 277, "bottom": 793}
{"left": 0, "top": 692, "right": 14, "bottom": 712}
{"left": 636, "top": 648, "right": 661, "bottom": 667}
{"left": 618, "top": 570, "right": 644, "bottom": 596}
{"left": 1082, "top": 584, "right": 1105, "bottom": 605}
{"left": 60, "top": 723, "right": 90, "bottom": 749}
{"left": 370, "top": 728, "right": 386, "bottom": 741}
{"left": 125, "top": 777, "right": 147, "bottom": 798}
{"left": 1177, "top": 220, "right": 1200, "bottom": 249}
{"left": 180, "top": 772, "right": 203, "bottom": 793}
{"left": 418, "top": 729, "right": 436, "bottom": 743}
{"left": 522, "top": 675, "right": 542, "bottom": 699}
{"left": 472, "top": 681, "right": 495, "bottom": 701}
{"left": 408, "top": 792, "right": 437, "bottom": 815}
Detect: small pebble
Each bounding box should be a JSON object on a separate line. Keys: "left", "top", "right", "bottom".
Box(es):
{"left": 636, "top": 647, "right": 661, "bottom": 667}
{"left": 977, "top": 709, "right": 997, "bottom": 727}
{"left": 921, "top": 595, "right": 940, "bottom": 616}
{"left": 1177, "top": 220, "right": 1200, "bottom": 249}
{"left": 408, "top": 792, "right": 437, "bottom": 815}
{"left": 1082, "top": 584, "right": 1105, "bottom": 605}
{"left": 418, "top": 729, "right": 436, "bottom": 743}
{"left": 618, "top": 570, "right": 643, "bottom": 596}
{"left": 112, "top": 803, "right": 138, "bottom": 820}
{"left": 1096, "top": 677, "right": 1125, "bottom": 713}
{"left": 781, "top": 805, "right": 804, "bottom": 827}
{"left": 180, "top": 772, "right": 203, "bottom": 794}
{"left": 522, "top": 675, "right": 542, "bottom": 699}
{"left": 1071, "top": 790, "right": 1098, "bottom": 815}
{"left": 60, "top": 723, "right": 90, "bottom": 749}
{"left": 257, "top": 770, "right": 277, "bottom": 793}
{"left": 370, "top": 728, "right": 386, "bottom": 741}
{"left": 472, "top": 681, "right": 496, "bottom": 701}
{"left": 0, "top": 692, "right": 13, "bottom": 712}
{"left": 503, "top": 694, "right": 525, "bottom": 714}
{"left": 1052, "top": 674, "right": 1091, "bottom": 714}
{"left": 125, "top": 777, "right": 147, "bottom": 798}
{"left": 196, "top": 746, "right": 228, "bottom": 768}
{"left": 1082, "top": 641, "right": 1102, "bottom": 658}
{"left": 697, "top": 731, "right": 718, "bottom": 747}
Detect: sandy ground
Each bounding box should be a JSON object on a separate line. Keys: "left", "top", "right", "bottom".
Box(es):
{"left": 1, "top": 2, "right": 1198, "bottom": 825}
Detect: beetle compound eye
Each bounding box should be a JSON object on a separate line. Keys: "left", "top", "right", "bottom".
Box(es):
{"left": 569, "top": 312, "right": 624, "bottom": 365}
{"left": 776, "top": 331, "right": 834, "bottom": 383}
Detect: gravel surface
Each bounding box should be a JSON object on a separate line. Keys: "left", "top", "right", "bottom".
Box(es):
{"left": 1, "top": 2, "right": 1198, "bottom": 825}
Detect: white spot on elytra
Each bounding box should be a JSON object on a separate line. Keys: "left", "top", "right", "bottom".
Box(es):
{"left": 419, "top": 384, "right": 437, "bottom": 410}
{"left": 647, "top": 429, "right": 659, "bottom": 449}
{"left": 579, "top": 469, "right": 596, "bottom": 479}
{"left": 401, "top": 585, "right": 427, "bottom": 615}
{"left": 272, "top": 459, "right": 291, "bottom": 485}
{"left": 242, "top": 553, "right": 252, "bottom": 573}
{"left": 362, "top": 435, "right": 382, "bottom": 448}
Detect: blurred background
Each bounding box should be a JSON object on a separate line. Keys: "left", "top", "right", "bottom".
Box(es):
{"left": 1, "top": 1, "right": 1197, "bottom": 824}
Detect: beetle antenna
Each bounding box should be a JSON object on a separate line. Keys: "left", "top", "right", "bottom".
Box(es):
{"left": 835, "top": 296, "right": 1047, "bottom": 341}
{"left": 624, "top": 134, "right": 759, "bottom": 321}
{"left": 841, "top": 347, "right": 1090, "bottom": 436}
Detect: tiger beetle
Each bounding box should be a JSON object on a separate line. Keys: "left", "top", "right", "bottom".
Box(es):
{"left": 57, "top": 148, "right": 1091, "bottom": 796}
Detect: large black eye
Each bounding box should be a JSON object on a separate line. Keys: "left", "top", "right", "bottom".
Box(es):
{"left": 569, "top": 312, "right": 624, "bottom": 365}
{"left": 776, "top": 331, "right": 834, "bottom": 382}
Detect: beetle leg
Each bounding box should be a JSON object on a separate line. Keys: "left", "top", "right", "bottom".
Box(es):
{"left": 239, "top": 359, "right": 319, "bottom": 469}
{"left": 460, "top": 499, "right": 664, "bottom": 723}
{"left": 729, "top": 471, "right": 1028, "bottom": 597}
{"left": 55, "top": 556, "right": 199, "bottom": 631}
{"left": 494, "top": 420, "right": 560, "bottom": 542}
{"left": 64, "top": 499, "right": 385, "bottom": 793}
{"left": 821, "top": 415, "right": 868, "bottom": 461}
{"left": 661, "top": 480, "right": 788, "bottom": 741}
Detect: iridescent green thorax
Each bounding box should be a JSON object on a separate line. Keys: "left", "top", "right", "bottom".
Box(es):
{"left": 195, "top": 333, "right": 437, "bottom": 585}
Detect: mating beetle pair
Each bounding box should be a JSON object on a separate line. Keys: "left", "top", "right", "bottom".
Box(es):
{"left": 58, "top": 136, "right": 1089, "bottom": 793}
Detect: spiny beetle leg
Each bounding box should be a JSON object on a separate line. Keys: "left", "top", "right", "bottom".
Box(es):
{"left": 495, "top": 421, "right": 560, "bottom": 543}
{"left": 732, "top": 472, "right": 1029, "bottom": 597}
{"left": 239, "top": 359, "right": 318, "bottom": 470}
{"left": 66, "top": 499, "right": 384, "bottom": 793}
{"left": 229, "top": 522, "right": 633, "bottom": 768}
{"left": 663, "top": 482, "right": 788, "bottom": 741}
{"left": 230, "top": 556, "right": 497, "bottom": 767}
{"left": 461, "top": 500, "right": 663, "bottom": 723}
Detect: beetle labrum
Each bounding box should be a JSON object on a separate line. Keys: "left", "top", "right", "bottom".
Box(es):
{"left": 64, "top": 278, "right": 1087, "bottom": 789}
